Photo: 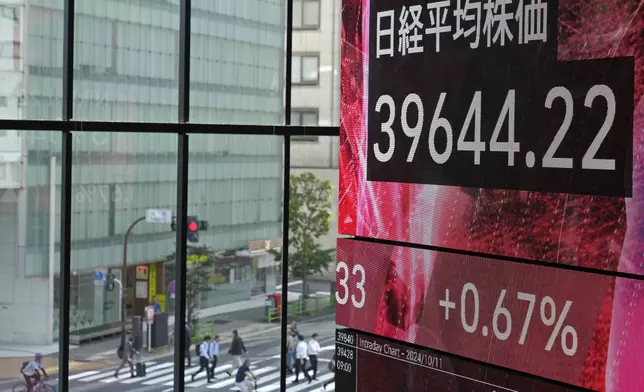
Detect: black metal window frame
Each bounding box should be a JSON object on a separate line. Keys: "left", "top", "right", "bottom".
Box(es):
{"left": 0, "top": 0, "right": 339, "bottom": 391}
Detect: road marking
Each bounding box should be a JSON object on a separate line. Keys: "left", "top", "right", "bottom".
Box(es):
{"left": 75, "top": 362, "right": 156, "bottom": 381}
{"left": 117, "top": 363, "right": 176, "bottom": 384}
{"left": 68, "top": 370, "right": 100, "bottom": 380}
{"left": 151, "top": 364, "right": 233, "bottom": 386}
{"left": 205, "top": 367, "right": 275, "bottom": 389}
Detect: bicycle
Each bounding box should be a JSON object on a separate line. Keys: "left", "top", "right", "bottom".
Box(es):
{"left": 12, "top": 376, "right": 57, "bottom": 392}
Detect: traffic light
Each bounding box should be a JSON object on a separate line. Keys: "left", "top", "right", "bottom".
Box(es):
{"left": 106, "top": 268, "right": 115, "bottom": 292}
{"left": 170, "top": 215, "right": 208, "bottom": 243}
{"left": 187, "top": 215, "right": 199, "bottom": 243}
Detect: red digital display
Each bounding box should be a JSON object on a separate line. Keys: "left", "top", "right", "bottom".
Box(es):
{"left": 335, "top": 239, "right": 641, "bottom": 390}
{"left": 339, "top": 0, "right": 643, "bottom": 390}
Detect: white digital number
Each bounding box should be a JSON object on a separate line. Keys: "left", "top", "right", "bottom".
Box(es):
{"left": 517, "top": 292, "right": 536, "bottom": 345}
{"left": 351, "top": 264, "right": 366, "bottom": 308}
{"left": 583, "top": 85, "right": 616, "bottom": 170}
{"left": 336, "top": 262, "right": 366, "bottom": 309}
{"left": 460, "top": 283, "right": 479, "bottom": 333}
{"left": 492, "top": 289, "right": 512, "bottom": 341}
{"left": 490, "top": 89, "right": 520, "bottom": 166}
{"left": 457, "top": 91, "right": 485, "bottom": 165}
{"left": 543, "top": 86, "right": 574, "bottom": 169}
{"left": 373, "top": 95, "right": 395, "bottom": 162}
{"left": 336, "top": 262, "right": 349, "bottom": 305}
{"left": 401, "top": 93, "right": 424, "bottom": 162}
{"left": 428, "top": 93, "right": 453, "bottom": 164}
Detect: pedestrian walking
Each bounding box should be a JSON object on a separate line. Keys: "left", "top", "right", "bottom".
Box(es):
{"left": 293, "top": 334, "right": 312, "bottom": 384}
{"left": 191, "top": 336, "right": 213, "bottom": 383}
{"left": 185, "top": 323, "right": 192, "bottom": 368}
{"left": 307, "top": 333, "right": 321, "bottom": 380}
{"left": 208, "top": 335, "right": 220, "bottom": 379}
{"left": 114, "top": 336, "right": 138, "bottom": 378}
{"left": 286, "top": 332, "right": 296, "bottom": 373}
{"left": 235, "top": 358, "right": 259, "bottom": 392}
{"left": 225, "top": 330, "right": 247, "bottom": 376}
{"left": 323, "top": 354, "right": 336, "bottom": 390}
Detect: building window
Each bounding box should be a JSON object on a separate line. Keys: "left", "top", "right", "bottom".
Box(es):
{"left": 292, "top": 54, "right": 319, "bottom": 85}
{"left": 293, "top": 0, "right": 320, "bottom": 29}
{"left": 291, "top": 109, "right": 319, "bottom": 141}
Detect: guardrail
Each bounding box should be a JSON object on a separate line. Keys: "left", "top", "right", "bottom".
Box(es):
{"left": 266, "top": 294, "right": 335, "bottom": 323}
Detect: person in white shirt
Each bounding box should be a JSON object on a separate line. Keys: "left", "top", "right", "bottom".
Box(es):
{"left": 294, "top": 334, "right": 312, "bottom": 384}
{"left": 191, "top": 336, "right": 213, "bottom": 383}
{"left": 307, "top": 333, "right": 321, "bottom": 380}
{"left": 21, "top": 353, "right": 48, "bottom": 392}
{"left": 208, "top": 335, "right": 220, "bottom": 379}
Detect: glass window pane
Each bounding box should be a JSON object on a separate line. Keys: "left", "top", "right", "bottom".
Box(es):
{"left": 293, "top": 0, "right": 303, "bottom": 28}
{"left": 189, "top": 1, "right": 285, "bottom": 125}
{"left": 301, "top": 56, "right": 319, "bottom": 82}
{"left": 73, "top": 2, "right": 179, "bottom": 121}
{"left": 286, "top": 139, "right": 339, "bottom": 382}
{"left": 303, "top": 1, "right": 320, "bottom": 27}
{"left": 292, "top": 55, "right": 302, "bottom": 84}
{"left": 187, "top": 134, "right": 284, "bottom": 385}
{"left": 302, "top": 112, "right": 318, "bottom": 125}
{"left": 291, "top": 112, "right": 301, "bottom": 125}
{"left": 18, "top": 3, "right": 65, "bottom": 120}
{"left": 70, "top": 131, "right": 177, "bottom": 386}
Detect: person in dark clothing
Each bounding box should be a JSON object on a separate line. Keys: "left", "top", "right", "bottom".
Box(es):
{"left": 225, "top": 329, "right": 247, "bottom": 376}
{"left": 185, "top": 324, "right": 192, "bottom": 367}
{"left": 191, "top": 336, "right": 213, "bottom": 383}
{"left": 234, "top": 358, "right": 258, "bottom": 392}
{"left": 323, "top": 354, "right": 336, "bottom": 390}
{"left": 114, "top": 336, "right": 138, "bottom": 378}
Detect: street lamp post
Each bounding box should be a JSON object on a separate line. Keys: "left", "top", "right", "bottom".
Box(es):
{"left": 120, "top": 216, "right": 146, "bottom": 348}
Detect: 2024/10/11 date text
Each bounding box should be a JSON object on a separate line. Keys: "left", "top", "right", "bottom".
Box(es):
{"left": 372, "top": 85, "right": 617, "bottom": 170}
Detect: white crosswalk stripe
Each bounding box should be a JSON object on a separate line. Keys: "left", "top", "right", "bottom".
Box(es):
{"left": 67, "top": 370, "right": 100, "bottom": 380}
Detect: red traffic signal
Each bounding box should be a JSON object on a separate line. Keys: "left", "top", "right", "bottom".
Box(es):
{"left": 188, "top": 221, "right": 198, "bottom": 232}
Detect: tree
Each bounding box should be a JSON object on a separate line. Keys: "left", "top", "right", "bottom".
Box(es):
{"left": 164, "top": 245, "right": 218, "bottom": 336}
{"left": 289, "top": 172, "right": 333, "bottom": 297}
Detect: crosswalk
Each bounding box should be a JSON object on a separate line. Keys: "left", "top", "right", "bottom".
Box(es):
{"left": 70, "top": 351, "right": 335, "bottom": 391}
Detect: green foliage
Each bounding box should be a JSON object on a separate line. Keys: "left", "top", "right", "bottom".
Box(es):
{"left": 289, "top": 172, "right": 333, "bottom": 294}
{"left": 164, "top": 245, "right": 218, "bottom": 332}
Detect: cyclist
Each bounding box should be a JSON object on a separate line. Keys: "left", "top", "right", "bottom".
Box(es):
{"left": 21, "top": 353, "right": 48, "bottom": 392}
{"left": 235, "top": 358, "right": 259, "bottom": 392}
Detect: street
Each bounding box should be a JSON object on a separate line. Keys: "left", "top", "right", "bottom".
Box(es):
{"left": 0, "top": 315, "right": 337, "bottom": 392}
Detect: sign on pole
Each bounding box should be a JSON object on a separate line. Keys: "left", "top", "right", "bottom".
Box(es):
{"left": 145, "top": 306, "right": 155, "bottom": 324}
{"left": 93, "top": 270, "right": 105, "bottom": 286}
{"left": 145, "top": 209, "right": 172, "bottom": 224}
{"left": 168, "top": 280, "right": 176, "bottom": 299}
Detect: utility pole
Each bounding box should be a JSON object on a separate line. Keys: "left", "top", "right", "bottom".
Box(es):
{"left": 121, "top": 216, "right": 146, "bottom": 347}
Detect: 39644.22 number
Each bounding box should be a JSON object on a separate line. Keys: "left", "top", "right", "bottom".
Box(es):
{"left": 336, "top": 262, "right": 366, "bottom": 309}
{"left": 373, "top": 85, "right": 617, "bottom": 170}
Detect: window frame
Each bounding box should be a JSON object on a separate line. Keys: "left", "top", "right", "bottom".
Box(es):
{"left": 293, "top": 0, "right": 321, "bottom": 30}
{"left": 292, "top": 53, "right": 320, "bottom": 86}
{"left": 1, "top": 0, "right": 340, "bottom": 390}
